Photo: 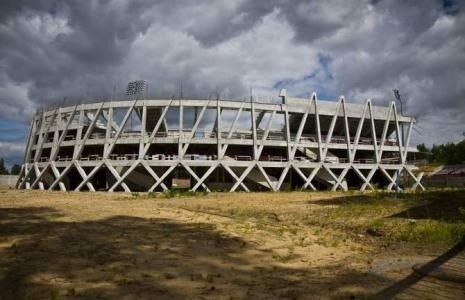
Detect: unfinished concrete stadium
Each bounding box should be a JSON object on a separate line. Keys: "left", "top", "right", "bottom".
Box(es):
{"left": 16, "top": 89, "right": 424, "bottom": 192}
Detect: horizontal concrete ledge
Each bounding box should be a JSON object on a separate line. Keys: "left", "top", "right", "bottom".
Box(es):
{"left": 31, "top": 159, "right": 415, "bottom": 170}
{"left": 36, "top": 98, "right": 414, "bottom": 123}
{"left": 31, "top": 140, "right": 418, "bottom": 153}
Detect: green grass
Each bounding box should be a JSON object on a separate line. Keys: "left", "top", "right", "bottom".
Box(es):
{"left": 306, "top": 189, "right": 465, "bottom": 246}
{"left": 130, "top": 190, "right": 209, "bottom": 199}
{"left": 140, "top": 188, "right": 465, "bottom": 248}
{"left": 271, "top": 247, "right": 295, "bottom": 263}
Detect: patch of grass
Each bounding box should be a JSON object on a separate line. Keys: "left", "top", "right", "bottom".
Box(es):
{"left": 162, "top": 190, "right": 208, "bottom": 198}
{"left": 138, "top": 188, "right": 465, "bottom": 248}
{"left": 48, "top": 289, "right": 60, "bottom": 300}
{"left": 416, "top": 163, "right": 442, "bottom": 175}
{"left": 272, "top": 247, "right": 295, "bottom": 263}
{"left": 295, "top": 236, "right": 306, "bottom": 247}
{"left": 66, "top": 287, "right": 76, "bottom": 297}
{"left": 226, "top": 208, "right": 281, "bottom": 223}
{"left": 131, "top": 190, "right": 209, "bottom": 199}
{"left": 306, "top": 189, "right": 465, "bottom": 247}
{"left": 367, "top": 218, "right": 465, "bottom": 245}
{"left": 330, "top": 239, "right": 341, "bottom": 247}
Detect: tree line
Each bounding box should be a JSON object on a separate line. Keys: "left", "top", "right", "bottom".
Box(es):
{"left": 0, "top": 158, "right": 21, "bottom": 175}
{"left": 416, "top": 140, "right": 465, "bottom": 165}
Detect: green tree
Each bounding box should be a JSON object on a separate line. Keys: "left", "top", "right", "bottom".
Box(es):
{"left": 0, "top": 158, "right": 9, "bottom": 175}
{"left": 416, "top": 143, "right": 430, "bottom": 160}
{"left": 428, "top": 141, "right": 465, "bottom": 164}
{"left": 10, "top": 164, "right": 21, "bottom": 175}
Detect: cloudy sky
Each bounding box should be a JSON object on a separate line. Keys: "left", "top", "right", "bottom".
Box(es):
{"left": 0, "top": 0, "right": 464, "bottom": 167}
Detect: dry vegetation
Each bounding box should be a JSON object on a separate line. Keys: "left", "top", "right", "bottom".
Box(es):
{"left": 415, "top": 163, "right": 443, "bottom": 175}
{"left": 0, "top": 188, "right": 464, "bottom": 299}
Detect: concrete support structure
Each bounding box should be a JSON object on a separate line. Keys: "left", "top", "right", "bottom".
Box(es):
{"left": 16, "top": 91, "right": 424, "bottom": 192}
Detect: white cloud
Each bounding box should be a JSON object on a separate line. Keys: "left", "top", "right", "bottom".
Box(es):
{"left": 120, "top": 9, "right": 318, "bottom": 99}
{"left": 0, "top": 141, "right": 25, "bottom": 167}
{"left": 0, "top": 0, "right": 464, "bottom": 167}
{"left": 0, "top": 76, "right": 36, "bottom": 119}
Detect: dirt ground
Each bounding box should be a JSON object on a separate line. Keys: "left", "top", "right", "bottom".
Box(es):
{"left": 0, "top": 189, "right": 463, "bottom": 299}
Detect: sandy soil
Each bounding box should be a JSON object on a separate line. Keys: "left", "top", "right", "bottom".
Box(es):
{"left": 0, "top": 189, "right": 462, "bottom": 299}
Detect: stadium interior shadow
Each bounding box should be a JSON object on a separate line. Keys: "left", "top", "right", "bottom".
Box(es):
{"left": 0, "top": 206, "right": 393, "bottom": 299}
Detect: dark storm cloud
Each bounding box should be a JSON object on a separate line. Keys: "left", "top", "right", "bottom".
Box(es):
{"left": 1, "top": 0, "right": 171, "bottom": 111}
{"left": 0, "top": 0, "right": 464, "bottom": 166}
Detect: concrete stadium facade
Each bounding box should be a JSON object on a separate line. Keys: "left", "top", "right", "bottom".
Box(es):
{"left": 16, "top": 91, "right": 424, "bottom": 192}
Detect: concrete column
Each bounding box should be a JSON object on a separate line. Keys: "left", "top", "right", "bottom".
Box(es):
{"left": 250, "top": 96, "right": 257, "bottom": 160}
{"left": 178, "top": 101, "right": 183, "bottom": 159}
{"left": 281, "top": 89, "right": 291, "bottom": 161}
{"left": 139, "top": 104, "right": 147, "bottom": 158}
{"left": 104, "top": 107, "right": 113, "bottom": 157}
{"left": 313, "top": 95, "right": 323, "bottom": 162}
{"left": 73, "top": 107, "right": 85, "bottom": 159}
{"left": 216, "top": 98, "right": 221, "bottom": 159}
